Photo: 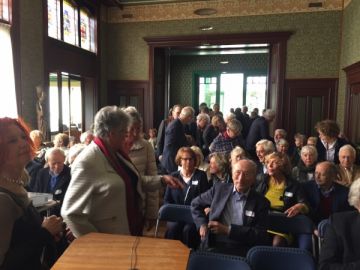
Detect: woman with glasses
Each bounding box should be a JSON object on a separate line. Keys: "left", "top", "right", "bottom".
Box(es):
{"left": 164, "top": 147, "right": 210, "bottom": 248}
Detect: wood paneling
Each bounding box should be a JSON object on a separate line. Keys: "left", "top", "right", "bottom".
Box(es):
{"left": 284, "top": 78, "right": 338, "bottom": 140}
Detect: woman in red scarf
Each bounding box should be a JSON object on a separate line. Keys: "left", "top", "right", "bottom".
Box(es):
{"left": 61, "top": 106, "right": 182, "bottom": 237}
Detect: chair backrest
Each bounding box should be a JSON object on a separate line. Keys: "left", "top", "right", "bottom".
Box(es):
{"left": 154, "top": 204, "right": 193, "bottom": 237}
{"left": 187, "top": 251, "right": 251, "bottom": 270}
{"left": 317, "top": 218, "right": 331, "bottom": 252}
{"left": 247, "top": 246, "right": 316, "bottom": 270}
{"left": 268, "top": 212, "right": 314, "bottom": 234}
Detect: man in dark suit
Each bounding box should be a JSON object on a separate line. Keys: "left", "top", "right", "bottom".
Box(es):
{"left": 304, "top": 161, "right": 352, "bottom": 225}
{"left": 160, "top": 106, "right": 194, "bottom": 174}
{"left": 33, "top": 147, "right": 71, "bottom": 216}
{"left": 191, "top": 159, "right": 270, "bottom": 256}
{"left": 245, "top": 109, "right": 276, "bottom": 158}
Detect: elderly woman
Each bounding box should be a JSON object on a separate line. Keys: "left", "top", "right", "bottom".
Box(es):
{"left": 319, "top": 178, "right": 360, "bottom": 269}
{"left": 255, "top": 139, "right": 275, "bottom": 183}
{"left": 229, "top": 146, "right": 247, "bottom": 167}
{"left": 164, "top": 147, "right": 210, "bottom": 248}
{"left": 208, "top": 152, "right": 231, "bottom": 186}
{"left": 255, "top": 152, "right": 308, "bottom": 246}
{"left": 336, "top": 144, "right": 360, "bottom": 187}
{"left": 209, "top": 119, "right": 245, "bottom": 155}
{"left": 292, "top": 145, "right": 318, "bottom": 183}
{"left": 0, "top": 117, "right": 63, "bottom": 269}
{"left": 276, "top": 138, "right": 289, "bottom": 155}
{"left": 274, "top": 129, "right": 287, "bottom": 145}
{"left": 61, "top": 106, "right": 182, "bottom": 237}
{"left": 191, "top": 145, "right": 209, "bottom": 172}
{"left": 315, "top": 119, "right": 349, "bottom": 164}
{"left": 203, "top": 114, "right": 226, "bottom": 153}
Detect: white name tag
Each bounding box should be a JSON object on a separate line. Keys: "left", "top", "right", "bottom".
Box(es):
{"left": 245, "top": 210, "right": 255, "bottom": 217}
{"left": 54, "top": 189, "right": 62, "bottom": 195}
{"left": 284, "top": 192, "right": 293, "bottom": 197}
{"left": 192, "top": 180, "right": 199, "bottom": 185}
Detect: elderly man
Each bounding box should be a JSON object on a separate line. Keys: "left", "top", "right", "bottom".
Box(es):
{"left": 191, "top": 159, "right": 270, "bottom": 256}
{"left": 32, "top": 147, "right": 71, "bottom": 216}
{"left": 336, "top": 144, "right": 360, "bottom": 187}
{"left": 303, "top": 161, "right": 352, "bottom": 225}
{"left": 195, "top": 112, "right": 210, "bottom": 156}
{"left": 274, "top": 129, "right": 287, "bottom": 145}
{"left": 245, "top": 109, "right": 276, "bottom": 158}
{"left": 160, "top": 106, "right": 195, "bottom": 173}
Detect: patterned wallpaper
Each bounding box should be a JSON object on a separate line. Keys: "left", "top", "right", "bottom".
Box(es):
{"left": 337, "top": 0, "right": 360, "bottom": 128}
{"left": 106, "top": 11, "right": 341, "bottom": 80}
{"left": 170, "top": 53, "right": 268, "bottom": 106}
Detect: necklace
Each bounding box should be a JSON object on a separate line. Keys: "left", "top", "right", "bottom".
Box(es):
{"left": 0, "top": 175, "right": 25, "bottom": 186}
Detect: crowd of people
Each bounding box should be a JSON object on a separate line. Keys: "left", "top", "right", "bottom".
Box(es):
{"left": 1, "top": 102, "right": 360, "bottom": 269}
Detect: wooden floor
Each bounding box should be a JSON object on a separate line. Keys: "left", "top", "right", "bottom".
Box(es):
{"left": 142, "top": 220, "right": 167, "bottom": 238}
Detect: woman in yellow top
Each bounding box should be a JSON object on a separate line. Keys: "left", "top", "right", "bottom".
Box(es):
{"left": 255, "top": 152, "right": 309, "bottom": 246}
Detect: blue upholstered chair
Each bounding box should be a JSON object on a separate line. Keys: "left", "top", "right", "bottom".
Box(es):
{"left": 268, "top": 212, "right": 316, "bottom": 254}
{"left": 247, "top": 246, "right": 316, "bottom": 270}
{"left": 154, "top": 204, "right": 194, "bottom": 237}
{"left": 187, "top": 251, "right": 251, "bottom": 270}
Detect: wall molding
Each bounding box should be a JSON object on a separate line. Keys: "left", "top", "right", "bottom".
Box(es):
{"left": 107, "top": 0, "right": 343, "bottom": 23}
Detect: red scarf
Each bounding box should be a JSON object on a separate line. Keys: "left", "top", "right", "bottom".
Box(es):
{"left": 93, "top": 137, "right": 143, "bottom": 236}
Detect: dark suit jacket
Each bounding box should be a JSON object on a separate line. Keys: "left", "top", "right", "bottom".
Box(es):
{"left": 303, "top": 181, "right": 352, "bottom": 224}
{"left": 160, "top": 118, "right": 188, "bottom": 173}
{"left": 245, "top": 116, "right": 271, "bottom": 152}
{"left": 316, "top": 137, "right": 348, "bottom": 164}
{"left": 33, "top": 165, "right": 71, "bottom": 216}
{"left": 319, "top": 211, "right": 360, "bottom": 270}
{"left": 164, "top": 169, "right": 210, "bottom": 205}
{"left": 191, "top": 183, "right": 270, "bottom": 252}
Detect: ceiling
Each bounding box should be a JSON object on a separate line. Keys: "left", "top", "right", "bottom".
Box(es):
{"left": 102, "top": 0, "right": 210, "bottom": 6}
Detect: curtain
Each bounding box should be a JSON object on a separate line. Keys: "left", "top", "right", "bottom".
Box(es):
{"left": 0, "top": 22, "right": 17, "bottom": 118}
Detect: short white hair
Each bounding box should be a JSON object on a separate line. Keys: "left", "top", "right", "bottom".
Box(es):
{"left": 45, "top": 147, "right": 65, "bottom": 162}
{"left": 256, "top": 139, "right": 275, "bottom": 153}
{"left": 348, "top": 178, "right": 360, "bottom": 208}
{"left": 80, "top": 130, "right": 93, "bottom": 143}
{"left": 301, "top": 145, "right": 318, "bottom": 160}
{"left": 196, "top": 113, "right": 210, "bottom": 124}
{"left": 263, "top": 109, "right": 276, "bottom": 120}
{"left": 339, "top": 144, "right": 356, "bottom": 157}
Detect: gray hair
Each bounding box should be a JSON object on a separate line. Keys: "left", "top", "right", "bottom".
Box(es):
{"left": 94, "top": 106, "right": 131, "bottom": 138}
{"left": 230, "top": 146, "right": 246, "bottom": 160}
{"left": 29, "top": 130, "right": 43, "bottom": 141}
{"left": 277, "top": 138, "right": 289, "bottom": 147}
{"left": 275, "top": 129, "right": 287, "bottom": 138}
{"left": 180, "top": 106, "right": 195, "bottom": 118}
{"left": 224, "top": 112, "right": 236, "bottom": 123}
{"left": 263, "top": 109, "right": 276, "bottom": 120}
{"left": 80, "top": 130, "right": 93, "bottom": 143}
{"left": 45, "top": 147, "right": 65, "bottom": 162}
{"left": 348, "top": 178, "right": 360, "bottom": 208}
{"left": 256, "top": 139, "right": 275, "bottom": 153}
{"left": 301, "top": 145, "right": 318, "bottom": 160}
{"left": 232, "top": 158, "right": 257, "bottom": 176}
{"left": 339, "top": 144, "right": 357, "bottom": 157}
{"left": 209, "top": 152, "right": 228, "bottom": 175}
{"left": 196, "top": 113, "right": 210, "bottom": 124}
{"left": 227, "top": 119, "right": 242, "bottom": 135}
{"left": 123, "top": 106, "right": 143, "bottom": 127}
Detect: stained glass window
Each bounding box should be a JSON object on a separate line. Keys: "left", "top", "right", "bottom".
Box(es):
{"left": 80, "top": 9, "right": 90, "bottom": 50}
{"left": 48, "top": 0, "right": 60, "bottom": 39}
{"left": 63, "top": 0, "right": 78, "bottom": 46}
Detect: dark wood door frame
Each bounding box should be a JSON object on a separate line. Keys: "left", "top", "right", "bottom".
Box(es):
{"left": 344, "top": 61, "right": 360, "bottom": 142}
{"left": 144, "top": 31, "right": 292, "bottom": 129}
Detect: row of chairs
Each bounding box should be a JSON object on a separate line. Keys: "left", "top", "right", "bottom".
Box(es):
{"left": 187, "top": 246, "right": 316, "bottom": 270}
{"left": 155, "top": 204, "right": 331, "bottom": 256}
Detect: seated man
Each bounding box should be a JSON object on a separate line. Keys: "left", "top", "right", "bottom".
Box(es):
{"left": 32, "top": 147, "right": 71, "bottom": 216}
{"left": 336, "top": 144, "right": 360, "bottom": 187}
{"left": 191, "top": 159, "right": 270, "bottom": 256}
{"left": 304, "top": 161, "right": 352, "bottom": 225}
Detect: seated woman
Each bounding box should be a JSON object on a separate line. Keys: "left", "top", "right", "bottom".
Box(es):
{"left": 229, "top": 146, "right": 247, "bottom": 168}
{"left": 164, "top": 147, "right": 210, "bottom": 248}
{"left": 209, "top": 119, "right": 245, "bottom": 156}
{"left": 292, "top": 145, "right": 318, "bottom": 183}
{"left": 319, "top": 178, "right": 360, "bottom": 270}
{"left": 255, "top": 152, "right": 309, "bottom": 246}
{"left": 191, "top": 146, "right": 209, "bottom": 172}
{"left": 207, "top": 152, "right": 231, "bottom": 186}
{"left": 0, "top": 117, "right": 63, "bottom": 269}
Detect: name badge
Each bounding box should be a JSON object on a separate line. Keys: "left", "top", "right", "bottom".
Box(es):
{"left": 54, "top": 189, "right": 62, "bottom": 195}
{"left": 245, "top": 210, "right": 255, "bottom": 217}
{"left": 284, "top": 192, "right": 293, "bottom": 197}
{"left": 192, "top": 180, "right": 199, "bottom": 185}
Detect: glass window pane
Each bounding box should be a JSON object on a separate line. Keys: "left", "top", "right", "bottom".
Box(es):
{"left": 246, "top": 76, "right": 267, "bottom": 113}
{"left": 48, "top": 0, "right": 61, "bottom": 39}
{"left": 70, "top": 79, "right": 82, "bottom": 131}
{"left": 220, "top": 73, "right": 244, "bottom": 114}
{"left": 80, "top": 9, "right": 90, "bottom": 50}
{"left": 89, "top": 17, "right": 96, "bottom": 52}
{"left": 199, "top": 76, "right": 217, "bottom": 109}
{"left": 199, "top": 77, "right": 204, "bottom": 84}
{"left": 0, "top": 0, "right": 10, "bottom": 22}
{"left": 63, "top": 0, "right": 78, "bottom": 46}
{"left": 49, "top": 73, "right": 59, "bottom": 132}
{"left": 61, "top": 75, "right": 70, "bottom": 131}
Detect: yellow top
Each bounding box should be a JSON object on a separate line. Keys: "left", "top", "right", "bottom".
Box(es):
{"left": 265, "top": 176, "right": 285, "bottom": 211}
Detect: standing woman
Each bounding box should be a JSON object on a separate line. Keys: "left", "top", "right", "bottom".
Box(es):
{"left": 164, "top": 147, "right": 210, "bottom": 248}
{"left": 61, "top": 106, "right": 181, "bottom": 238}
{"left": 0, "top": 118, "right": 63, "bottom": 269}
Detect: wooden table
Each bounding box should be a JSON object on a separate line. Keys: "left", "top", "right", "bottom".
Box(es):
{"left": 52, "top": 233, "right": 190, "bottom": 270}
